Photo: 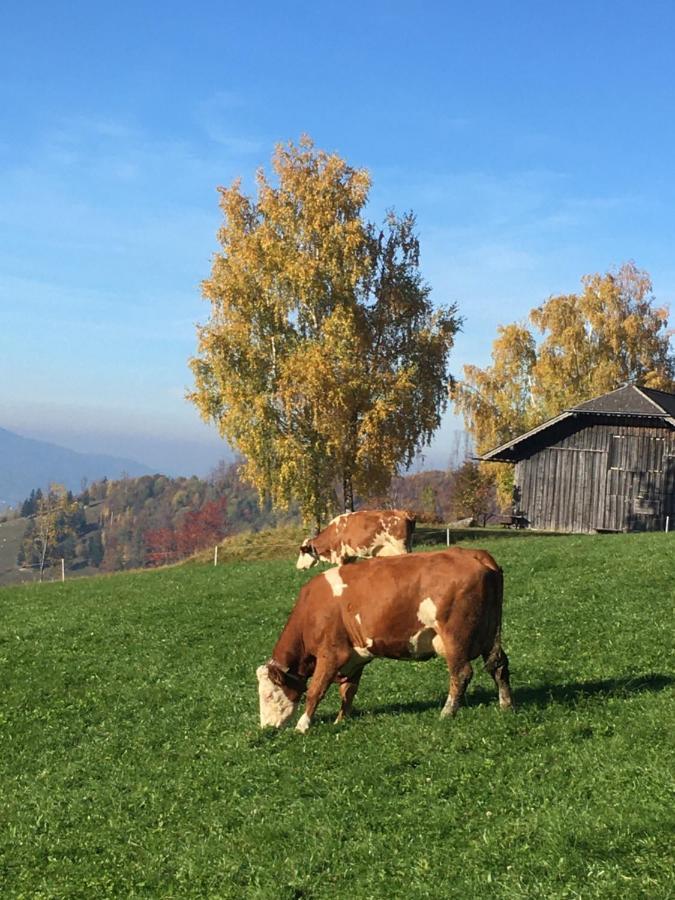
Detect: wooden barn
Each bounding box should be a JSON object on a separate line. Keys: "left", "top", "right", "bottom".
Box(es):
{"left": 480, "top": 385, "right": 675, "bottom": 533}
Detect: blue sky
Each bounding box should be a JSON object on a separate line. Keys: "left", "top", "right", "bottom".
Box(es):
{"left": 2, "top": 1, "right": 674, "bottom": 475}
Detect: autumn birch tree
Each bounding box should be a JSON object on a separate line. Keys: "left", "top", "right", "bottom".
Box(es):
{"left": 190, "top": 137, "right": 460, "bottom": 528}
{"left": 29, "top": 484, "right": 80, "bottom": 581}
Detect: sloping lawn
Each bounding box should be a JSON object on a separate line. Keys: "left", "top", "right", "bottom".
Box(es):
{"left": 1, "top": 533, "right": 673, "bottom": 898}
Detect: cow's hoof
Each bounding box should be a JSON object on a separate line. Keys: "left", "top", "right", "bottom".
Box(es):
{"left": 295, "top": 713, "right": 311, "bottom": 733}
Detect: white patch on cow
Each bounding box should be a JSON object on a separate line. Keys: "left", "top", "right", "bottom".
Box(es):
{"left": 365, "top": 638, "right": 373, "bottom": 648}
{"left": 330, "top": 513, "right": 349, "bottom": 524}
{"left": 339, "top": 645, "right": 375, "bottom": 679}
{"left": 417, "top": 597, "right": 437, "bottom": 627}
{"left": 408, "top": 627, "right": 438, "bottom": 658}
{"left": 376, "top": 540, "right": 406, "bottom": 557}
{"left": 371, "top": 529, "right": 407, "bottom": 558}
{"left": 354, "top": 644, "right": 374, "bottom": 659}
{"left": 256, "top": 665, "right": 298, "bottom": 728}
{"left": 355, "top": 613, "right": 362, "bottom": 626}
{"left": 324, "top": 567, "right": 347, "bottom": 597}
{"left": 296, "top": 712, "right": 311, "bottom": 733}
{"left": 339, "top": 542, "right": 358, "bottom": 560}
{"left": 296, "top": 540, "right": 318, "bottom": 570}
{"left": 296, "top": 552, "right": 314, "bottom": 570}
{"left": 408, "top": 598, "right": 443, "bottom": 658}
{"left": 329, "top": 513, "right": 350, "bottom": 532}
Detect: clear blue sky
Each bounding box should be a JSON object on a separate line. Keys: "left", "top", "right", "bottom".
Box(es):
{"left": 2, "top": 1, "right": 674, "bottom": 475}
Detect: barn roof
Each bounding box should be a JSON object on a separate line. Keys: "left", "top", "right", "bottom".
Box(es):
{"left": 480, "top": 384, "right": 675, "bottom": 462}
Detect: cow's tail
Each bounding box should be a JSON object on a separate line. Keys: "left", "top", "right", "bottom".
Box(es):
{"left": 404, "top": 511, "right": 416, "bottom": 552}
{"left": 483, "top": 565, "right": 505, "bottom": 671}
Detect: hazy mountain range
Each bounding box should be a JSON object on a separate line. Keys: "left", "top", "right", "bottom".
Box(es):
{"left": 0, "top": 426, "right": 153, "bottom": 507}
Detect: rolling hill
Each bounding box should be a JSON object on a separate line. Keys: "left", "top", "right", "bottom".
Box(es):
{"left": 0, "top": 426, "right": 152, "bottom": 507}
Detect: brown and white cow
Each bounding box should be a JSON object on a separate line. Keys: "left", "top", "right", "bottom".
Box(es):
{"left": 296, "top": 509, "right": 416, "bottom": 570}
{"left": 258, "top": 547, "right": 514, "bottom": 732}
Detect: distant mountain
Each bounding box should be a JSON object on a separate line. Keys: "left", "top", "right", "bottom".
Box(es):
{"left": 0, "top": 426, "right": 153, "bottom": 507}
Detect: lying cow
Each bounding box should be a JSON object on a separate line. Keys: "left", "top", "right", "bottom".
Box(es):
{"left": 258, "top": 547, "right": 514, "bottom": 732}
{"left": 296, "top": 508, "right": 416, "bottom": 569}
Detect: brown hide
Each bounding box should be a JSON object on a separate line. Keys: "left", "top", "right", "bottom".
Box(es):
{"left": 299, "top": 509, "right": 415, "bottom": 567}
{"left": 261, "top": 547, "right": 513, "bottom": 731}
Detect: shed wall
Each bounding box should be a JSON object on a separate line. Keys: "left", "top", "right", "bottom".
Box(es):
{"left": 515, "top": 421, "right": 675, "bottom": 532}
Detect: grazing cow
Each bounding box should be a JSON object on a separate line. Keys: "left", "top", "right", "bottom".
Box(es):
{"left": 296, "top": 509, "right": 416, "bottom": 570}
{"left": 257, "top": 547, "right": 514, "bottom": 732}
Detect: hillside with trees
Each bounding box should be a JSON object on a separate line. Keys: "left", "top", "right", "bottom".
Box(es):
{"left": 10, "top": 463, "right": 284, "bottom": 579}
{"left": 5, "top": 455, "right": 496, "bottom": 583}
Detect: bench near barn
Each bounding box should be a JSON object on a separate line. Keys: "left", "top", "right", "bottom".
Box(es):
{"left": 492, "top": 513, "right": 528, "bottom": 529}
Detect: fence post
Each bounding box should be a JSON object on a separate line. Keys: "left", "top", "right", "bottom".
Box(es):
{"left": 446, "top": 527, "right": 450, "bottom": 546}
{"left": 61, "top": 558, "right": 65, "bottom": 582}
{"left": 214, "top": 545, "right": 219, "bottom": 566}
{"left": 666, "top": 516, "right": 670, "bottom": 533}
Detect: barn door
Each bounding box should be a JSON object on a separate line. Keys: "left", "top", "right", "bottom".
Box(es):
{"left": 532, "top": 447, "right": 608, "bottom": 532}
{"left": 604, "top": 434, "right": 665, "bottom": 531}
{"left": 566, "top": 447, "right": 608, "bottom": 532}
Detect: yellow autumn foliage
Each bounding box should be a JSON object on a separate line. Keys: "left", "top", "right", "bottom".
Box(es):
{"left": 190, "top": 137, "right": 460, "bottom": 528}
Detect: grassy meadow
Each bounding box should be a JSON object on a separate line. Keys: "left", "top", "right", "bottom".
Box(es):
{"left": 1, "top": 531, "right": 674, "bottom": 898}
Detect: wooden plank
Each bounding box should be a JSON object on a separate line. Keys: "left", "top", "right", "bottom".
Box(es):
{"left": 544, "top": 449, "right": 554, "bottom": 530}
{"left": 554, "top": 447, "right": 564, "bottom": 530}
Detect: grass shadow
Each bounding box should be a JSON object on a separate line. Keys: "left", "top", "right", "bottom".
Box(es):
{"left": 349, "top": 672, "right": 674, "bottom": 719}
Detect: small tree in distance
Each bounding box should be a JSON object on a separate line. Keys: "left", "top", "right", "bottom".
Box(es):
{"left": 452, "top": 461, "right": 496, "bottom": 526}
{"left": 28, "top": 484, "right": 80, "bottom": 580}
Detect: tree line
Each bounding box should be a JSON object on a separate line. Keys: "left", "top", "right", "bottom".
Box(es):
{"left": 190, "top": 137, "right": 675, "bottom": 528}
{"left": 13, "top": 456, "right": 501, "bottom": 577}
{"left": 16, "top": 465, "right": 267, "bottom": 575}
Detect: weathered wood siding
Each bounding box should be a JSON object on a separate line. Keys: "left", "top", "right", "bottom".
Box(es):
{"left": 515, "top": 420, "right": 675, "bottom": 533}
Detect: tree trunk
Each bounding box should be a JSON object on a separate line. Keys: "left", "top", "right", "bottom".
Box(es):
{"left": 38, "top": 540, "right": 47, "bottom": 583}
{"left": 343, "top": 475, "right": 354, "bottom": 513}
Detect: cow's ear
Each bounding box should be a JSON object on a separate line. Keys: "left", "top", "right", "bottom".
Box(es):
{"left": 266, "top": 661, "right": 286, "bottom": 687}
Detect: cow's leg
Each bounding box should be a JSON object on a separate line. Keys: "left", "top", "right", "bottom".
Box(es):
{"left": 440, "top": 654, "right": 473, "bottom": 718}
{"left": 334, "top": 668, "right": 365, "bottom": 724}
{"left": 296, "top": 655, "right": 341, "bottom": 734}
{"left": 483, "top": 645, "right": 514, "bottom": 710}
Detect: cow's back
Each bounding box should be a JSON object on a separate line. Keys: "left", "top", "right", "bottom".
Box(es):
{"left": 313, "top": 548, "right": 502, "bottom": 661}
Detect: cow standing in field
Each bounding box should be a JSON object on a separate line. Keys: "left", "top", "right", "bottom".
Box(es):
{"left": 296, "top": 509, "right": 416, "bottom": 570}
{"left": 258, "top": 547, "right": 514, "bottom": 732}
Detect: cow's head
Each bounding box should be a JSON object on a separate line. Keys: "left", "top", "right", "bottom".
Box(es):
{"left": 296, "top": 540, "right": 319, "bottom": 570}
{"left": 256, "top": 660, "right": 302, "bottom": 728}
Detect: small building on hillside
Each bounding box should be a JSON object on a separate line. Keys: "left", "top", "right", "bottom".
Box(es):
{"left": 480, "top": 385, "right": 675, "bottom": 533}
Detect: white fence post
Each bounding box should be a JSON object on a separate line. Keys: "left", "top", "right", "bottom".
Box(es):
{"left": 61, "top": 558, "right": 65, "bottom": 582}
{"left": 214, "top": 545, "right": 219, "bottom": 566}
{"left": 446, "top": 527, "right": 450, "bottom": 546}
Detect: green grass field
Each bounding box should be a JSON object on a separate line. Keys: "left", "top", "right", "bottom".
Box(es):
{"left": 1, "top": 532, "right": 674, "bottom": 898}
